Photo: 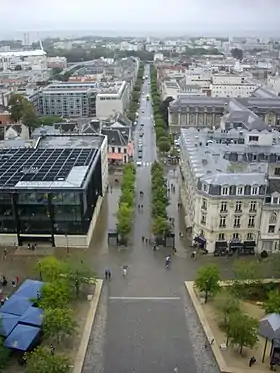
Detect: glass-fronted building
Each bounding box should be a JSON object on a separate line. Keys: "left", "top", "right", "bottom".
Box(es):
{"left": 0, "top": 135, "right": 105, "bottom": 247}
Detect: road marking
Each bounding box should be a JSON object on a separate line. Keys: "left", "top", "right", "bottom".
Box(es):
{"left": 109, "top": 297, "right": 181, "bottom": 300}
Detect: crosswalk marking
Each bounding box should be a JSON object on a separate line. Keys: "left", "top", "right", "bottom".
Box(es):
{"left": 136, "top": 161, "right": 153, "bottom": 167}
{"left": 109, "top": 297, "right": 181, "bottom": 301}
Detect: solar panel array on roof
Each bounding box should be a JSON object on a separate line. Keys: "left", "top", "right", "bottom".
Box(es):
{"left": 0, "top": 148, "right": 98, "bottom": 188}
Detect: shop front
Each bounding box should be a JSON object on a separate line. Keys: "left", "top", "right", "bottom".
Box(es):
{"left": 214, "top": 240, "right": 229, "bottom": 257}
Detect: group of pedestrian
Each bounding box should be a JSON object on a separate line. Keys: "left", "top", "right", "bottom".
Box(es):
{"left": 137, "top": 204, "right": 144, "bottom": 211}
{"left": 142, "top": 236, "right": 150, "bottom": 244}
{"left": 27, "top": 243, "right": 37, "bottom": 251}
{"left": 104, "top": 265, "right": 129, "bottom": 280}
{"left": 0, "top": 275, "right": 20, "bottom": 306}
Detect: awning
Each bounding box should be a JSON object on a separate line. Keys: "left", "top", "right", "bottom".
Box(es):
{"left": 229, "top": 241, "right": 243, "bottom": 249}
{"left": 215, "top": 241, "right": 228, "bottom": 249}
{"left": 194, "top": 236, "right": 206, "bottom": 245}
{"left": 243, "top": 241, "right": 256, "bottom": 248}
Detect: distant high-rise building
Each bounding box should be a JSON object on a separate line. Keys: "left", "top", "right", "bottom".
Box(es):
{"left": 23, "top": 32, "right": 30, "bottom": 46}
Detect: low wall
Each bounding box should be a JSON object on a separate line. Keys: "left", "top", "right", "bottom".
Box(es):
{"left": 0, "top": 234, "right": 18, "bottom": 247}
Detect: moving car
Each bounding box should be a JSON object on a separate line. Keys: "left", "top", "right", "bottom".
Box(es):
{"left": 136, "top": 161, "right": 142, "bottom": 167}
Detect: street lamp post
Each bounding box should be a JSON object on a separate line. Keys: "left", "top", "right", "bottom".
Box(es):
{"left": 38, "top": 262, "right": 42, "bottom": 281}
{"left": 65, "top": 234, "right": 69, "bottom": 255}
{"left": 205, "top": 278, "right": 211, "bottom": 304}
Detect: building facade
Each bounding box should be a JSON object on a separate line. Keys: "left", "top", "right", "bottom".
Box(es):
{"left": 35, "top": 81, "right": 129, "bottom": 118}
{"left": 169, "top": 96, "right": 280, "bottom": 134}
{"left": 179, "top": 127, "right": 280, "bottom": 255}
{"left": 0, "top": 134, "right": 107, "bottom": 248}
{"left": 95, "top": 81, "right": 130, "bottom": 119}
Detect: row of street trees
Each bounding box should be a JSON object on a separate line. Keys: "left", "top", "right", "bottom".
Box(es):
{"left": 116, "top": 163, "right": 136, "bottom": 244}
{"left": 127, "top": 63, "right": 144, "bottom": 122}
{"left": 150, "top": 66, "right": 171, "bottom": 153}
{"left": 19, "top": 256, "right": 94, "bottom": 372}
{"left": 151, "top": 162, "right": 170, "bottom": 238}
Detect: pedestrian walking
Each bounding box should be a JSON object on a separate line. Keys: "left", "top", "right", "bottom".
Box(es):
{"left": 11, "top": 279, "right": 16, "bottom": 288}
{"left": 122, "top": 265, "right": 128, "bottom": 277}
{"left": 105, "top": 268, "right": 111, "bottom": 280}
{"left": 145, "top": 238, "right": 148, "bottom": 244}
{"left": 15, "top": 276, "right": 19, "bottom": 285}
{"left": 3, "top": 248, "right": 7, "bottom": 260}
{"left": 141, "top": 204, "right": 143, "bottom": 209}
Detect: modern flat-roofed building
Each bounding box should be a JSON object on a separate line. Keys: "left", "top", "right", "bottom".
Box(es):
{"left": 0, "top": 134, "right": 108, "bottom": 248}
{"left": 95, "top": 81, "right": 130, "bottom": 119}
{"left": 179, "top": 126, "right": 280, "bottom": 255}
{"left": 37, "top": 81, "right": 129, "bottom": 119}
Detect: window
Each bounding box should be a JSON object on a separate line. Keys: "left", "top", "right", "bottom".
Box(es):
{"left": 250, "top": 201, "right": 257, "bottom": 212}
{"left": 247, "top": 233, "right": 254, "bottom": 240}
{"left": 251, "top": 186, "right": 258, "bottom": 195}
{"left": 235, "top": 201, "right": 242, "bottom": 212}
{"left": 222, "top": 187, "right": 229, "bottom": 196}
{"left": 232, "top": 233, "right": 239, "bottom": 240}
{"left": 118, "top": 147, "right": 121, "bottom": 153}
{"left": 269, "top": 213, "right": 277, "bottom": 224}
{"left": 219, "top": 216, "right": 226, "bottom": 228}
{"left": 237, "top": 187, "right": 244, "bottom": 195}
{"left": 111, "top": 146, "right": 115, "bottom": 153}
{"left": 275, "top": 168, "right": 280, "bottom": 176}
{"left": 268, "top": 225, "right": 275, "bottom": 233}
{"left": 201, "top": 213, "right": 207, "bottom": 225}
{"left": 124, "top": 148, "right": 127, "bottom": 154}
{"left": 218, "top": 233, "right": 225, "bottom": 240}
{"left": 272, "top": 197, "right": 278, "bottom": 205}
{"left": 220, "top": 201, "right": 227, "bottom": 212}
{"left": 249, "top": 136, "right": 259, "bottom": 142}
{"left": 203, "top": 184, "right": 208, "bottom": 192}
{"left": 248, "top": 215, "right": 255, "bottom": 228}
{"left": 201, "top": 198, "right": 207, "bottom": 211}
{"left": 234, "top": 216, "right": 241, "bottom": 228}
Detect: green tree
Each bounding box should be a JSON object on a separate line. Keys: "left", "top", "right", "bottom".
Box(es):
{"left": 152, "top": 216, "right": 170, "bottom": 236}
{"left": 217, "top": 294, "right": 240, "bottom": 327}
{"left": 0, "top": 336, "right": 10, "bottom": 370}
{"left": 39, "top": 280, "right": 71, "bottom": 309}
{"left": 263, "top": 290, "right": 280, "bottom": 314}
{"left": 232, "top": 259, "right": 262, "bottom": 297}
{"left": 35, "top": 256, "right": 65, "bottom": 282}
{"left": 158, "top": 138, "right": 171, "bottom": 153}
{"left": 64, "top": 259, "right": 96, "bottom": 297}
{"left": 8, "top": 94, "right": 26, "bottom": 122}
{"left": 43, "top": 308, "right": 76, "bottom": 344}
{"left": 116, "top": 203, "right": 133, "bottom": 238}
{"left": 195, "top": 264, "right": 221, "bottom": 297}
{"left": 21, "top": 101, "right": 38, "bottom": 128}
{"left": 226, "top": 312, "right": 258, "bottom": 354}
{"left": 25, "top": 346, "right": 71, "bottom": 373}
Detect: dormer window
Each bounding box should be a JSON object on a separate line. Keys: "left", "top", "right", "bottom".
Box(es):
{"left": 222, "top": 186, "right": 229, "bottom": 196}
{"left": 236, "top": 186, "right": 244, "bottom": 196}
{"left": 251, "top": 186, "right": 259, "bottom": 195}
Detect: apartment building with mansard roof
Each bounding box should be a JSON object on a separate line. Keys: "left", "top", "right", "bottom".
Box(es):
{"left": 179, "top": 126, "right": 280, "bottom": 255}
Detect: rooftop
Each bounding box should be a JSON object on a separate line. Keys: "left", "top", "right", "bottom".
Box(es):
{"left": 179, "top": 127, "right": 280, "bottom": 188}
{"left": 0, "top": 134, "right": 104, "bottom": 190}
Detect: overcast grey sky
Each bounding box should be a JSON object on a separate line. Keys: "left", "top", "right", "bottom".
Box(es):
{"left": 2, "top": 0, "right": 280, "bottom": 36}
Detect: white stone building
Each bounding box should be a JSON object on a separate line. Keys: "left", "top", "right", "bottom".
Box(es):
{"left": 179, "top": 127, "right": 280, "bottom": 255}
{"left": 211, "top": 74, "right": 256, "bottom": 98}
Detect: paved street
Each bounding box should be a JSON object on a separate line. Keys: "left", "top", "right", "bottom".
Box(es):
{"left": 82, "top": 65, "right": 220, "bottom": 373}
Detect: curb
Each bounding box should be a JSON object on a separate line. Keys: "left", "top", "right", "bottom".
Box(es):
{"left": 185, "top": 281, "right": 232, "bottom": 373}
{"left": 73, "top": 279, "right": 103, "bottom": 373}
